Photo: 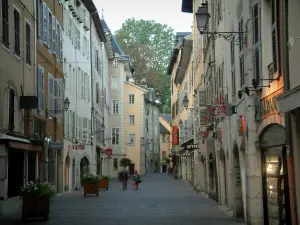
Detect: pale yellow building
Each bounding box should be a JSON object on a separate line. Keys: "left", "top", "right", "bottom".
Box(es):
{"left": 124, "top": 81, "right": 147, "bottom": 175}
{"left": 159, "top": 115, "right": 172, "bottom": 173}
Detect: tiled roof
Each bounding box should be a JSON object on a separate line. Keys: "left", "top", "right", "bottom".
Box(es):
{"left": 160, "top": 114, "right": 172, "bottom": 124}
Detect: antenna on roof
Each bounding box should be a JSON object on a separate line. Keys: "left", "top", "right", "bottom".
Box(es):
{"left": 101, "top": 9, "right": 104, "bottom": 20}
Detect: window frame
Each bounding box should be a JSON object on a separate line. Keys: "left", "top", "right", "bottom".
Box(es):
{"left": 129, "top": 94, "right": 135, "bottom": 104}
{"left": 112, "top": 128, "right": 120, "bottom": 145}
{"left": 128, "top": 133, "right": 136, "bottom": 146}
{"left": 2, "top": 0, "right": 10, "bottom": 49}
{"left": 129, "top": 115, "right": 135, "bottom": 125}
{"left": 13, "top": 6, "right": 20, "bottom": 56}
{"left": 112, "top": 99, "right": 119, "bottom": 114}
{"left": 25, "top": 19, "right": 31, "bottom": 65}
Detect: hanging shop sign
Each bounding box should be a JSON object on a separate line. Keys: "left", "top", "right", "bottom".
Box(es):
{"left": 207, "top": 104, "right": 234, "bottom": 118}
{"left": 259, "top": 88, "right": 283, "bottom": 120}
{"left": 186, "top": 144, "right": 199, "bottom": 151}
{"left": 105, "top": 148, "right": 112, "bottom": 156}
{"left": 172, "top": 126, "right": 179, "bottom": 145}
{"left": 199, "top": 131, "right": 209, "bottom": 139}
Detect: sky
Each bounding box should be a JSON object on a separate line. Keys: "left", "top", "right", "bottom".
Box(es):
{"left": 94, "top": 0, "right": 193, "bottom": 34}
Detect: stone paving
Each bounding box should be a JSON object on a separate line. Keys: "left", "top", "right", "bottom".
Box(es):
{"left": 0, "top": 174, "right": 245, "bottom": 225}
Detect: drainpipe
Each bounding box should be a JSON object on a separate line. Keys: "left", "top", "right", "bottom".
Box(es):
{"left": 282, "top": 1, "right": 296, "bottom": 224}
{"left": 90, "top": 12, "right": 95, "bottom": 175}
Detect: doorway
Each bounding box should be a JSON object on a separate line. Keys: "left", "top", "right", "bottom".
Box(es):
{"left": 162, "top": 164, "right": 167, "bottom": 173}
{"left": 72, "top": 159, "right": 76, "bottom": 189}
{"left": 64, "top": 156, "right": 70, "bottom": 191}
{"left": 8, "top": 149, "right": 24, "bottom": 198}
{"left": 27, "top": 151, "right": 36, "bottom": 182}
{"left": 233, "top": 144, "right": 244, "bottom": 219}
{"left": 80, "top": 156, "right": 90, "bottom": 177}
{"left": 129, "top": 163, "right": 135, "bottom": 175}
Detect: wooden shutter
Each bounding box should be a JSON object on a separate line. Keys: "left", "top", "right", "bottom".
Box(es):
{"left": 60, "top": 24, "right": 63, "bottom": 61}
{"left": 56, "top": 20, "right": 59, "bottom": 58}
{"left": 38, "top": 0, "right": 43, "bottom": 38}
{"left": 48, "top": 9, "right": 51, "bottom": 48}
{"left": 54, "top": 78, "right": 62, "bottom": 118}
{"left": 271, "top": 0, "right": 279, "bottom": 74}
{"left": 252, "top": 2, "right": 261, "bottom": 81}
{"left": 48, "top": 73, "right": 54, "bottom": 116}
{"left": 52, "top": 16, "right": 56, "bottom": 54}
{"left": 198, "top": 88, "right": 207, "bottom": 107}
{"left": 38, "top": 65, "right": 44, "bottom": 111}
{"left": 43, "top": 2, "right": 48, "bottom": 44}
{"left": 199, "top": 109, "right": 207, "bottom": 125}
{"left": 239, "top": 17, "right": 245, "bottom": 87}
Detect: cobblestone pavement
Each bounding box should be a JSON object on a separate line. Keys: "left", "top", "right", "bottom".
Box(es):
{"left": 0, "top": 174, "right": 245, "bottom": 225}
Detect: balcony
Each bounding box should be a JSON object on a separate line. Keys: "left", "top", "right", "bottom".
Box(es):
{"left": 24, "top": 116, "right": 46, "bottom": 141}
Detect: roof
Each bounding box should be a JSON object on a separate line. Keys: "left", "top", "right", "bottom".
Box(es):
{"left": 111, "top": 36, "right": 123, "bottom": 55}
{"left": 124, "top": 81, "right": 148, "bottom": 92}
{"left": 100, "top": 19, "right": 114, "bottom": 59}
{"left": 176, "top": 32, "right": 192, "bottom": 37}
{"left": 181, "top": 0, "right": 193, "bottom": 13}
{"left": 160, "top": 114, "right": 172, "bottom": 124}
{"left": 160, "top": 123, "right": 170, "bottom": 133}
{"left": 167, "top": 47, "right": 180, "bottom": 75}
{"left": 81, "top": 0, "right": 106, "bottom": 42}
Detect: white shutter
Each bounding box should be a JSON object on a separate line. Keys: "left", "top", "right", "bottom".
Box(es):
{"left": 60, "top": 25, "right": 63, "bottom": 61}
{"left": 56, "top": 20, "right": 59, "bottom": 59}
{"left": 77, "top": 68, "right": 81, "bottom": 97}
{"left": 64, "top": 110, "right": 68, "bottom": 136}
{"left": 199, "top": 109, "right": 207, "bottom": 125}
{"left": 48, "top": 9, "right": 51, "bottom": 48}
{"left": 198, "top": 88, "right": 207, "bottom": 106}
{"left": 54, "top": 78, "right": 62, "bottom": 117}
{"left": 81, "top": 71, "right": 84, "bottom": 99}
{"left": 48, "top": 73, "right": 54, "bottom": 116}
{"left": 52, "top": 16, "right": 56, "bottom": 54}
{"left": 38, "top": 0, "right": 43, "bottom": 38}
{"left": 43, "top": 2, "right": 48, "bottom": 44}
{"left": 38, "top": 65, "right": 44, "bottom": 111}
{"left": 76, "top": 115, "right": 79, "bottom": 139}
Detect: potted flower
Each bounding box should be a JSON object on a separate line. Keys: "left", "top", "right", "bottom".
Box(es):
{"left": 99, "top": 175, "right": 110, "bottom": 191}
{"left": 81, "top": 174, "right": 101, "bottom": 197}
{"left": 20, "top": 181, "right": 55, "bottom": 221}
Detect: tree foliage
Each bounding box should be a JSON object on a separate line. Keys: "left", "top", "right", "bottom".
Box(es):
{"left": 115, "top": 18, "right": 174, "bottom": 113}
{"left": 119, "top": 158, "right": 132, "bottom": 169}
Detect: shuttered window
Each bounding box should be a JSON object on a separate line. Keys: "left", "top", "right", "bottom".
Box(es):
{"left": 38, "top": 65, "right": 44, "bottom": 111}
{"left": 26, "top": 22, "right": 31, "bottom": 65}
{"left": 52, "top": 16, "right": 56, "bottom": 54}
{"left": 252, "top": 1, "right": 261, "bottom": 82}
{"left": 231, "top": 41, "right": 236, "bottom": 98}
{"left": 2, "top": 0, "right": 9, "bottom": 47}
{"left": 239, "top": 17, "right": 245, "bottom": 87}
{"left": 54, "top": 78, "right": 63, "bottom": 118}
{"left": 48, "top": 73, "right": 54, "bottom": 116}
{"left": 43, "top": 2, "right": 48, "bottom": 45}
{"left": 271, "top": 0, "right": 279, "bottom": 74}
{"left": 14, "top": 9, "right": 20, "bottom": 55}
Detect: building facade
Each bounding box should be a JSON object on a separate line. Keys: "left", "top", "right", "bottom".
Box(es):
{"left": 159, "top": 115, "right": 172, "bottom": 173}
{"left": 176, "top": 0, "right": 296, "bottom": 224}
{"left": 0, "top": 0, "right": 38, "bottom": 214}
{"left": 124, "top": 81, "right": 147, "bottom": 175}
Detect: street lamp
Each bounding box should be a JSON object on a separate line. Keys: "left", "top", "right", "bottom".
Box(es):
{"left": 46, "top": 97, "right": 70, "bottom": 118}
{"left": 195, "top": 2, "right": 245, "bottom": 43}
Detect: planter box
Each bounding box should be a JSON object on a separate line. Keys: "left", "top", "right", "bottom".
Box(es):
{"left": 83, "top": 182, "right": 99, "bottom": 196}
{"left": 22, "top": 196, "right": 50, "bottom": 221}
{"left": 99, "top": 178, "right": 109, "bottom": 191}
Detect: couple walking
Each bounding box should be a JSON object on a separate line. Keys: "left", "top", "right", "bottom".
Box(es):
{"left": 119, "top": 170, "right": 141, "bottom": 190}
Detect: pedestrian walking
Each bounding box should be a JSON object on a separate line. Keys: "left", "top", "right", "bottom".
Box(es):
{"left": 119, "top": 169, "right": 129, "bottom": 190}
{"left": 132, "top": 170, "right": 141, "bottom": 190}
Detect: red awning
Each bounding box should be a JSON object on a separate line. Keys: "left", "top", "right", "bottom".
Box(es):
{"left": 9, "top": 141, "right": 41, "bottom": 151}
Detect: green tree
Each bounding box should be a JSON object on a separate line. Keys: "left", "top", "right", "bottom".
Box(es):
{"left": 119, "top": 158, "right": 132, "bottom": 169}
{"left": 115, "top": 18, "right": 174, "bottom": 113}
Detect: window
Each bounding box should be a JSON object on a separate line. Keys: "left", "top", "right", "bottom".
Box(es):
{"left": 239, "top": 17, "right": 245, "bottom": 87}
{"left": 230, "top": 41, "right": 236, "bottom": 98}
{"left": 68, "top": 16, "right": 72, "bottom": 40}
{"left": 162, "top": 151, "right": 166, "bottom": 158}
{"left": 2, "top": 0, "right": 9, "bottom": 47}
{"left": 112, "top": 128, "right": 119, "bottom": 145}
{"left": 48, "top": 10, "right": 52, "bottom": 49}
{"left": 113, "top": 59, "right": 118, "bottom": 68}
{"left": 112, "top": 100, "right": 119, "bottom": 114}
{"left": 14, "top": 9, "right": 20, "bottom": 55}
{"left": 25, "top": 22, "right": 31, "bottom": 65}
{"left": 38, "top": 65, "right": 44, "bottom": 111}
{"left": 8, "top": 89, "right": 15, "bottom": 131}
{"left": 96, "top": 82, "right": 100, "bottom": 103}
{"left": 54, "top": 78, "right": 63, "bottom": 118}
{"left": 43, "top": 2, "right": 49, "bottom": 45}
{"left": 129, "top": 134, "right": 136, "bottom": 146}
{"left": 113, "top": 158, "right": 118, "bottom": 171}
{"left": 129, "top": 94, "right": 135, "bottom": 104}
{"left": 129, "top": 115, "right": 135, "bottom": 125}
{"left": 111, "top": 76, "right": 119, "bottom": 89}
{"left": 252, "top": 2, "right": 261, "bottom": 82}
{"left": 271, "top": 0, "right": 279, "bottom": 74}
{"left": 52, "top": 16, "right": 56, "bottom": 54}
{"left": 48, "top": 73, "right": 54, "bottom": 116}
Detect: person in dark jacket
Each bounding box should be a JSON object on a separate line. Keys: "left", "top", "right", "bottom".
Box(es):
{"left": 119, "top": 170, "right": 129, "bottom": 190}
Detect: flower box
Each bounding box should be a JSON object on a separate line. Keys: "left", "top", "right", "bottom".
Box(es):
{"left": 81, "top": 174, "right": 101, "bottom": 197}
{"left": 20, "top": 181, "right": 55, "bottom": 221}
{"left": 99, "top": 177, "right": 109, "bottom": 191}
{"left": 83, "top": 181, "right": 99, "bottom": 196}
{"left": 22, "top": 196, "right": 50, "bottom": 221}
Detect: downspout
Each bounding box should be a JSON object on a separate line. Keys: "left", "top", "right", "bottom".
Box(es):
{"left": 282, "top": 1, "right": 295, "bottom": 224}
{"left": 101, "top": 41, "right": 104, "bottom": 176}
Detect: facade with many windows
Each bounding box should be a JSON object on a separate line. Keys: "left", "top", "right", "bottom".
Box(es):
{"left": 0, "top": 0, "right": 38, "bottom": 215}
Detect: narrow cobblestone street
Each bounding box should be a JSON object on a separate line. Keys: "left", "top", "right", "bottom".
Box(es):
{"left": 0, "top": 174, "right": 245, "bottom": 225}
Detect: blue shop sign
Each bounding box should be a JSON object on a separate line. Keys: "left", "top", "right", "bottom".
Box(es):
{"left": 49, "top": 142, "right": 63, "bottom": 150}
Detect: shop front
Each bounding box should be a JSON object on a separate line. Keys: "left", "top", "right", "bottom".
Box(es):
{"left": 259, "top": 124, "right": 291, "bottom": 225}
{"left": 0, "top": 135, "right": 42, "bottom": 215}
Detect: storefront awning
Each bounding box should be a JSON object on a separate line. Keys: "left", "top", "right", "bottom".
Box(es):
{"left": 0, "top": 134, "right": 31, "bottom": 143}
{"left": 277, "top": 85, "right": 300, "bottom": 113}
{"left": 9, "top": 141, "right": 41, "bottom": 151}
